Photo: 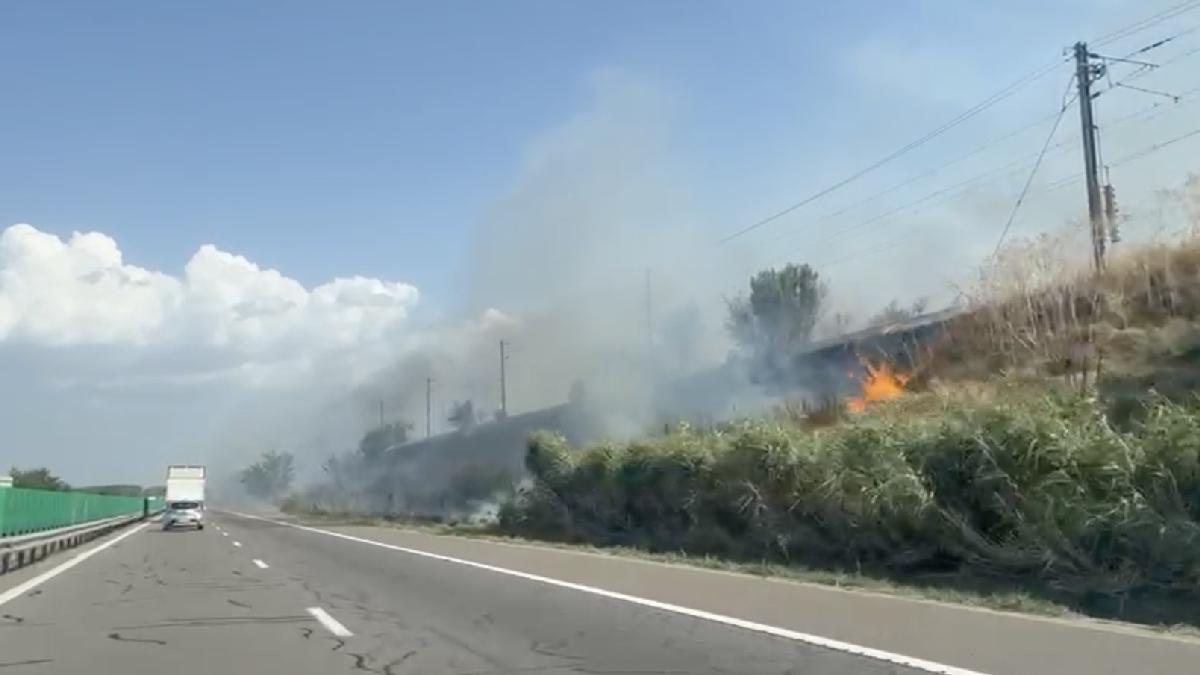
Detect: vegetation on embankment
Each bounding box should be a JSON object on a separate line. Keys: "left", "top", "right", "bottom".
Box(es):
{"left": 498, "top": 383, "right": 1200, "bottom": 626}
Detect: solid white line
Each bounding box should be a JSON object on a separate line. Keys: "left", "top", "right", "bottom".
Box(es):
{"left": 229, "top": 512, "right": 986, "bottom": 675}
{"left": 307, "top": 606, "right": 353, "bottom": 637}
{"left": 252, "top": 559, "right": 269, "bottom": 569}
{"left": 232, "top": 541, "right": 242, "bottom": 547}
{"left": 0, "top": 523, "right": 149, "bottom": 608}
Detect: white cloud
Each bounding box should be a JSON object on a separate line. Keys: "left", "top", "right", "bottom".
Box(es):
{"left": 0, "top": 224, "right": 179, "bottom": 345}
{"left": 0, "top": 223, "right": 420, "bottom": 373}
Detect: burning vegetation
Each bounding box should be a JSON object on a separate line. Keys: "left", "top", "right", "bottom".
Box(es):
{"left": 845, "top": 358, "right": 912, "bottom": 412}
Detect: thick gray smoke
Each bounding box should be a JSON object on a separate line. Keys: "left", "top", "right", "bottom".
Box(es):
{"left": 256, "top": 73, "right": 790, "bottom": 515}
{"left": 345, "top": 71, "right": 759, "bottom": 444}
{"left": 223, "top": 72, "right": 837, "bottom": 515}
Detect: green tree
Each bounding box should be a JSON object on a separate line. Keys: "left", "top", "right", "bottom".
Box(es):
{"left": 77, "top": 484, "right": 142, "bottom": 497}
{"left": 727, "top": 263, "right": 827, "bottom": 365}
{"left": 358, "top": 421, "right": 413, "bottom": 461}
{"left": 239, "top": 451, "right": 295, "bottom": 501}
{"left": 10, "top": 467, "right": 70, "bottom": 491}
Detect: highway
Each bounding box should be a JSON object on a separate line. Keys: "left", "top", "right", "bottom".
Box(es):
{"left": 1, "top": 512, "right": 1197, "bottom": 674}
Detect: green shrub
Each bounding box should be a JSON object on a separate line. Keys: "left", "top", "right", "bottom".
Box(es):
{"left": 506, "top": 387, "right": 1200, "bottom": 611}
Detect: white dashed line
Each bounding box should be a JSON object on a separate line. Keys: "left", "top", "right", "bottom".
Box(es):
{"left": 252, "top": 559, "right": 269, "bottom": 569}
{"left": 307, "top": 607, "right": 353, "bottom": 637}
{"left": 232, "top": 541, "right": 242, "bottom": 547}
{"left": 222, "top": 532, "right": 229, "bottom": 537}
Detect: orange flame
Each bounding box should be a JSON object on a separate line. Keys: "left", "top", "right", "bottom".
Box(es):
{"left": 846, "top": 359, "right": 911, "bottom": 412}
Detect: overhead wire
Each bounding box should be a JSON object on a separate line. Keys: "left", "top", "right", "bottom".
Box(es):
{"left": 760, "top": 104, "right": 1071, "bottom": 247}
{"left": 805, "top": 81, "right": 1200, "bottom": 267}
{"left": 991, "top": 77, "right": 1076, "bottom": 257}
{"left": 1091, "top": 0, "right": 1200, "bottom": 47}
{"left": 717, "top": 58, "right": 1069, "bottom": 243}
{"left": 800, "top": 6, "right": 1200, "bottom": 275}
{"left": 820, "top": 121, "right": 1200, "bottom": 272}
{"left": 754, "top": 5, "right": 1200, "bottom": 272}
{"left": 800, "top": 74, "right": 1200, "bottom": 252}
{"left": 727, "top": 3, "right": 1200, "bottom": 246}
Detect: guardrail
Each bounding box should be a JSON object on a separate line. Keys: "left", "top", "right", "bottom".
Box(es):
{"left": 0, "top": 513, "right": 148, "bottom": 575}
{"left": 0, "top": 485, "right": 146, "bottom": 537}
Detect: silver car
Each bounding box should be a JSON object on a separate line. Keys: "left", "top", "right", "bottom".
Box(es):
{"left": 163, "top": 501, "right": 205, "bottom": 530}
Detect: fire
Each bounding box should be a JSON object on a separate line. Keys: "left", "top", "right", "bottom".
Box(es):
{"left": 846, "top": 359, "right": 911, "bottom": 412}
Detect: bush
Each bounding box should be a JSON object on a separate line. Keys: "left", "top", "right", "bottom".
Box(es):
{"left": 503, "top": 386, "right": 1200, "bottom": 611}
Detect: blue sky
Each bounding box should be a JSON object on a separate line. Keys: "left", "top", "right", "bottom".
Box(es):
{"left": 6, "top": 0, "right": 1166, "bottom": 308}
{"left": 5, "top": 0, "right": 1200, "bottom": 482}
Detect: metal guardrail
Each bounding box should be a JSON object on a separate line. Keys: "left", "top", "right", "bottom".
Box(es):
{"left": 0, "top": 511, "right": 155, "bottom": 575}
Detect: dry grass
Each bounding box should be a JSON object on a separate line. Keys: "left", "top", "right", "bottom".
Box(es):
{"left": 932, "top": 205, "right": 1200, "bottom": 390}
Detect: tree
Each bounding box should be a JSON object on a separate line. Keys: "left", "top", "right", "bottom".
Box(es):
{"left": 239, "top": 451, "right": 295, "bottom": 501}
{"left": 78, "top": 484, "right": 142, "bottom": 497}
{"left": 358, "top": 421, "right": 412, "bottom": 461}
{"left": 10, "top": 467, "right": 70, "bottom": 491}
{"left": 868, "top": 297, "right": 929, "bottom": 327}
{"left": 727, "top": 263, "right": 827, "bottom": 367}
{"left": 447, "top": 400, "right": 479, "bottom": 432}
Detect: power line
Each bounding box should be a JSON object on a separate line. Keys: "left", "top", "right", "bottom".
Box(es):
{"left": 761, "top": 107, "right": 1067, "bottom": 246}
{"left": 1123, "top": 20, "right": 1200, "bottom": 56}
{"left": 992, "top": 79, "right": 1075, "bottom": 257}
{"left": 797, "top": 78, "right": 1200, "bottom": 252}
{"left": 798, "top": 89, "right": 1199, "bottom": 271}
{"left": 727, "top": 6, "right": 1200, "bottom": 246}
{"left": 1043, "top": 92, "right": 1200, "bottom": 191}
{"left": 812, "top": 118, "right": 1200, "bottom": 275}
{"left": 1091, "top": 0, "right": 1200, "bottom": 47}
{"left": 815, "top": 125, "right": 1199, "bottom": 274}
{"left": 1110, "top": 123, "right": 1200, "bottom": 164}
{"left": 717, "top": 58, "right": 1068, "bottom": 243}
{"left": 769, "top": 39, "right": 1200, "bottom": 247}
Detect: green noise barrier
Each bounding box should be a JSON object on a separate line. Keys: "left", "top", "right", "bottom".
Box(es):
{"left": 0, "top": 486, "right": 145, "bottom": 537}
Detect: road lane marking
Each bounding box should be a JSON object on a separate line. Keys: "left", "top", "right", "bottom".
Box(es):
{"left": 229, "top": 513, "right": 984, "bottom": 675}
{"left": 222, "top": 532, "right": 229, "bottom": 537}
{"left": 307, "top": 607, "right": 353, "bottom": 637}
{"left": 232, "top": 541, "right": 242, "bottom": 547}
{"left": 0, "top": 523, "right": 149, "bottom": 609}
{"left": 252, "top": 559, "right": 269, "bottom": 569}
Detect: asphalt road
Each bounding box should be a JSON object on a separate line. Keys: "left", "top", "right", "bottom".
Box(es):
{"left": 0, "top": 514, "right": 929, "bottom": 675}
{"left": 1, "top": 512, "right": 1197, "bottom": 674}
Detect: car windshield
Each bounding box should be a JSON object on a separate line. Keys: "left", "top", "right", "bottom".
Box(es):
{"left": 169, "top": 502, "right": 200, "bottom": 510}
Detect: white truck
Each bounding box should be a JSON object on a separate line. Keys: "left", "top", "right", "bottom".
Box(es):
{"left": 163, "top": 465, "right": 206, "bottom": 530}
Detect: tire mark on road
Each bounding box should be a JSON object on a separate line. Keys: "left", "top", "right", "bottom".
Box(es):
{"left": 382, "top": 651, "right": 417, "bottom": 675}
{"left": 0, "top": 658, "right": 53, "bottom": 668}
{"left": 107, "top": 632, "right": 167, "bottom": 646}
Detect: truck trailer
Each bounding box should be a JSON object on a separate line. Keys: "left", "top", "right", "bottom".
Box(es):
{"left": 163, "top": 465, "right": 206, "bottom": 530}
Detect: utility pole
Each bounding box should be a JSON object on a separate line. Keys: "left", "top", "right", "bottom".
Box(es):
{"left": 425, "top": 377, "right": 432, "bottom": 439}
{"left": 1074, "top": 41, "right": 1107, "bottom": 273}
{"left": 498, "top": 340, "right": 508, "bottom": 419}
